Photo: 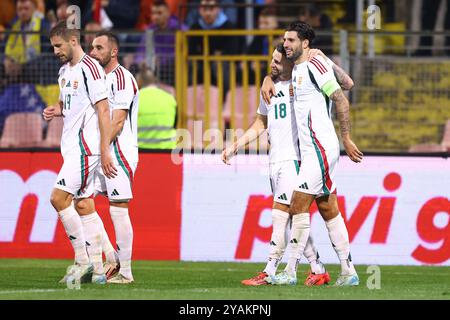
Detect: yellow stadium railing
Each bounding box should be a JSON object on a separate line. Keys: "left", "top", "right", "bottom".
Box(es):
{"left": 175, "top": 29, "right": 285, "bottom": 150}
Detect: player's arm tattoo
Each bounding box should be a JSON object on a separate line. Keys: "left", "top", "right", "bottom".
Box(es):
{"left": 330, "top": 89, "right": 351, "bottom": 139}
{"left": 332, "top": 64, "right": 354, "bottom": 91}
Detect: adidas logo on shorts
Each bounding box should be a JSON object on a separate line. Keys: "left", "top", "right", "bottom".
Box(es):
{"left": 111, "top": 189, "right": 120, "bottom": 196}
{"left": 277, "top": 193, "right": 288, "bottom": 201}
{"left": 299, "top": 182, "right": 309, "bottom": 190}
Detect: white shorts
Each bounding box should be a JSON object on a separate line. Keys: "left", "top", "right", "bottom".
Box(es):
{"left": 54, "top": 155, "right": 100, "bottom": 197}
{"left": 269, "top": 160, "right": 301, "bottom": 205}
{"left": 92, "top": 159, "right": 138, "bottom": 201}
{"left": 295, "top": 149, "right": 339, "bottom": 196}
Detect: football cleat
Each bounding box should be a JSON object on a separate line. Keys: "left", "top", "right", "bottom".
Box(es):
{"left": 334, "top": 273, "right": 359, "bottom": 286}
{"left": 59, "top": 264, "right": 77, "bottom": 284}
{"left": 107, "top": 273, "right": 134, "bottom": 284}
{"left": 241, "top": 272, "right": 269, "bottom": 286}
{"left": 304, "top": 270, "right": 331, "bottom": 287}
{"left": 104, "top": 261, "right": 120, "bottom": 280}
{"left": 92, "top": 273, "right": 107, "bottom": 284}
{"left": 266, "top": 271, "right": 297, "bottom": 286}
{"left": 65, "top": 263, "right": 94, "bottom": 286}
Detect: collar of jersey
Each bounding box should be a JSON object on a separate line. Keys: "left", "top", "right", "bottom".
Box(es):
{"left": 109, "top": 64, "right": 122, "bottom": 75}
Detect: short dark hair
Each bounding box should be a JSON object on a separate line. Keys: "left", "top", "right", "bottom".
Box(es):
{"left": 49, "top": 20, "right": 81, "bottom": 42}
{"left": 200, "top": 0, "right": 219, "bottom": 7}
{"left": 286, "top": 21, "right": 315, "bottom": 47}
{"left": 95, "top": 31, "right": 120, "bottom": 50}
{"left": 275, "top": 43, "right": 286, "bottom": 57}
{"left": 259, "top": 7, "right": 277, "bottom": 18}
{"left": 152, "top": 0, "right": 169, "bottom": 7}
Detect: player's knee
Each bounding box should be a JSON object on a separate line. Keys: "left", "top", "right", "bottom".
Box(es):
{"left": 49, "top": 192, "right": 59, "bottom": 210}
{"left": 50, "top": 189, "right": 70, "bottom": 211}
{"left": 109, "top": 200, "right": 129, "bottom": 208}
{"left": 290, "top": 197, "right": 309, "bottom": 214}
{"left": 74, "top": 199, "right": 88, "bottom": 212}
{"left": 317, "top": 201, "right": 339, "bottom": 221}
{"left": 288, "top": 204, "right": 300, "bottom": 215}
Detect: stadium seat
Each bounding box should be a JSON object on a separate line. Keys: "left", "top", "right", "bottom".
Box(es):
{"left": 186, "top": 85, "right": 220, "bottom": 126}
{"left": 158, "top": 83, "right": 176, "bottom": 97}
{"left": 185, "top": 85, "right": 221, "bottom": 149}
{"left": 223, "top": 86, "right": 260, "bottom": 129}
{"left": 408, "top": 143, "right": 445, "bottom": 153}
{"left": 0, "top": 112, "right": 44, "bottom": 148}
{"left": 42, "top": 117, "right": 63, "bottom": 148}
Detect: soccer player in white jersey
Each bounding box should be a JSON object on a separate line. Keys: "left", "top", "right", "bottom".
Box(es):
{"left": 43, "top": 21, "right": 116, "bottom": 284}
{"left": 75, "top": 31, "right": 139, "bottom": 284}
{"left": 261, "top": 21, "right": 363, "bottom": 286}
{"left": 222, "top": 44, "right": 333, "bottom": 286}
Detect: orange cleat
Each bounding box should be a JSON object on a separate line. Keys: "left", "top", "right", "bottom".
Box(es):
{"left": 104, "top": 261, "right": 120, "bottom": 280}
{"left": 304, "top": 271, "right": 331, "bottom": 287}
{"left": 241, "top": 272, "right": 270, "bottom": 286}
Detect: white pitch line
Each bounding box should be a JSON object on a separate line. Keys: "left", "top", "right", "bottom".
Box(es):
{"left": 0, "top": 288, "right": 214, "bottom": 296}
{"left": 0, "top": 289, "right": 66, "bottom": 295}
{"left": 130, "top": 288, "right": 211, "bottom": 293}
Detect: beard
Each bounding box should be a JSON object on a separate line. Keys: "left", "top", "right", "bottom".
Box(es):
{"left": 287, "top": 47, "right": 302, "bottom": 62}
{"left": 270, "top": 67, "right": 280, "bottom": 78}
{"left": 288, "top": 51, "right": 301, "bottom": 62}
{"left": 95, "top": 55, "right": 111, "bottom": 68}
{"left": 58, "top": 52, "right": 71, "bottom": 64}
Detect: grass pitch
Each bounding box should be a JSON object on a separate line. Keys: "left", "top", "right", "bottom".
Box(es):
{"left": 0, "top": 259, "right": 448, "bottom": 300}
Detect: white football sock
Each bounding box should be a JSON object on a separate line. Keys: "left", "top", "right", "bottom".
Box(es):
{"left": 284, "top": 213, "right": 310, "bottom": 277}
{"left": 325, "top": 213, "right": 356, "bottom": 276}
{"left": 303, "top": 236, "right": 326, "bottom": 274}
{"left": 100, "top": 222, "right": 117, "bottom": 264}
{"left": 58, "top": 206, "right": 90, "bottom": 265}
{"left": 80, "top": 212, "right": 104, "bottom": 274}
{"left": 110, "top": 206, "right": 134, "bottom": 279}
{"left": 263, "top": 209, "right": 290, "bottom": 276}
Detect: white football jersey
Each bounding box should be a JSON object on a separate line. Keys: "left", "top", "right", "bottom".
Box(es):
{"left": 291, "top": 55, "right": 340, "bottom": 157}
{"left": 257, "top": 80, "right": 300, "bottom": 163}
{"left": 58, "top": 54, "right": 107, "bottom": 157}
{"left": 106, "top": 64, "right": 139, "bottom": 164}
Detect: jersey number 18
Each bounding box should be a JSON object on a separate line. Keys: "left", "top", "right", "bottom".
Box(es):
{"left": 274, "top": 103, "right": 286, "bottom": 119}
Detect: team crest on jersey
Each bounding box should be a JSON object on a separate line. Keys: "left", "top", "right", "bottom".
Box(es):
{"left": 297, "top": 76, "right": 303, "bottom": 86}
{"left": 73, "top": 80, "right": 78, "bottom": 90}
{"left": 60, "top": 78, "right": 66, "bottom": 88}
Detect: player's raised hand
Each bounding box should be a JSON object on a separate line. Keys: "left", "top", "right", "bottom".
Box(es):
{"left": 222, "top": 143, "right": 238, "bottom": 165}
{"left": 101, "top": 153, "right": 118, "bottom": 178}
{"left": 43, "top": 105, "right": 56, "bottom": 121}
{"left": 343, "top": 138, "right": 363, "bottom": 163}
{"left": 261, "top": 76, "right": 276, "bottom": 105}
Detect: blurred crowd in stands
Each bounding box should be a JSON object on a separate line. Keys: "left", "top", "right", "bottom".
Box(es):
{"left": 0, "top": 0, "right": 449, "bottom": 149}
